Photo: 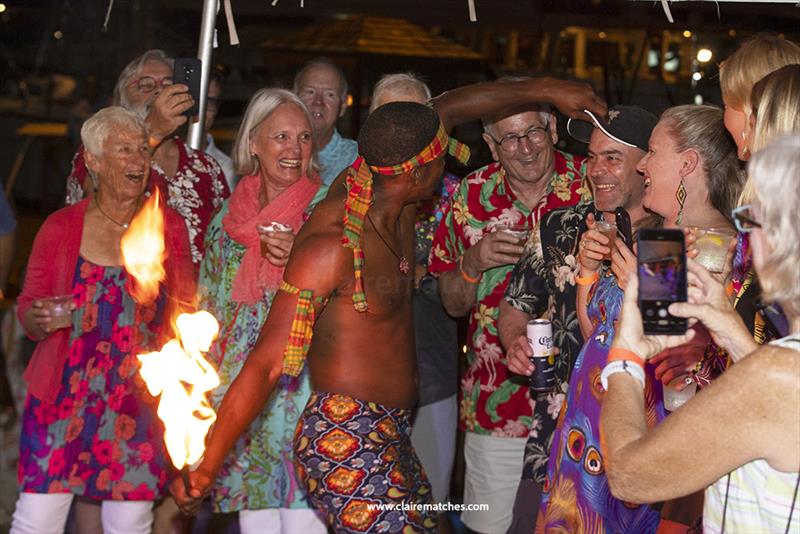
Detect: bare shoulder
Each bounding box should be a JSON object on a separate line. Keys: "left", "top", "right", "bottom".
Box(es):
{"left": 746, "top": 345, "right": 800, "bottom": 390}
{"left": 285, "top": 206, "right": 349, "bottom": 297}
{"left": 734, "top": 345, "right": 799, "bottom": 385}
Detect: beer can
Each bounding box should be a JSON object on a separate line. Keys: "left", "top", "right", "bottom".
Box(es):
{"left": 527, "top": 319, "right": 555, "bottom": 391}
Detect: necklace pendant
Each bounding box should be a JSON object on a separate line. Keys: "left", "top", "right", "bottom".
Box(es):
{"left": 399, "top": 257, "right": 410, "bottom": 274}
{"left": 122, "top": 223, "right": 129, "bottom": 229}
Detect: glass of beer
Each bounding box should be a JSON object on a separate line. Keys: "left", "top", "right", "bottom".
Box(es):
{"left": 42, "top": 294, "right": 73, "bottom": 331}
{"left": 594, "top": 220, "right": 618, "bottom": 259}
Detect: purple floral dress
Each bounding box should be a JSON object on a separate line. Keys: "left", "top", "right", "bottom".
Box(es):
{"left": 18, "top": 257, "right": 169, "bottom": 500}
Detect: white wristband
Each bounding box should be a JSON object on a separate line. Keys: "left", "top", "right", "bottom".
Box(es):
{"left": 601, "top": 360, "right": 646, "bottom": 391}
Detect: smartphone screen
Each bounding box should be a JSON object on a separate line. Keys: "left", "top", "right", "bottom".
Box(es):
{"left": 637, "top": 228, "right": 687, "bottom": 335}
{"left": 173, "top": 58, "right": 202, "bottom": 117}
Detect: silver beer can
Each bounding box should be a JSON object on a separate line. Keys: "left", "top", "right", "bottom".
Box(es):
{"left": 526, "top": 319, "right": 555, "bottom": 391}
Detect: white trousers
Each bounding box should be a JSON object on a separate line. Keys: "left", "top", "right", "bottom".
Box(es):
{"left": 461, "top": 433, "right": 527, "bottom": 534}
{"left": 239, "top": 507, "right": 328, "bottom": 534}
{"left": 10, "top": 492, "right": 153, "bottom": 534}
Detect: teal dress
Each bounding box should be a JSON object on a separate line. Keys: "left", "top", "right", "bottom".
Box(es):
{"left": 200, "top": 202, "right": 315, "bottom": 513}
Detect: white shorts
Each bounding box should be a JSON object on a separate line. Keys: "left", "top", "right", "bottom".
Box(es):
{"left": 461, "top": 432, "right": 527, "bottom": 534}
{"left": 410, "top": 394, "right": 458, "bottom": 504}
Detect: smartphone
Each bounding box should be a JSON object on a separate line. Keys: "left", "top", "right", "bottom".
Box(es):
{"left": 615, "top": 207, "right": 633, "bottom": 248}
{"left": 637, "top": 228, "right": 687, "bottom": 335}
{"left": 172, "top": 57, "right": 202, "bottom": 116}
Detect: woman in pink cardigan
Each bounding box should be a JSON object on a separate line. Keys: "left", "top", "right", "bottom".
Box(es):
{"left": 12, "top": 107, "right": 195, "bottom": 534}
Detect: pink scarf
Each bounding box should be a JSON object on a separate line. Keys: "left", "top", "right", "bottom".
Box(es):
{"left": 223, "top": 174, "right": 319, "bottom": 305}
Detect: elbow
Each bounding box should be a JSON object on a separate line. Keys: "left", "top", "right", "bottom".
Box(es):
{"left": 605, "top": 455, "right": 656, "bottom": 504}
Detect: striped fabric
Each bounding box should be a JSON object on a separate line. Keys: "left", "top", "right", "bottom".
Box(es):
{"left": 703, "top": 335, "right": 800, "bottom": 534}
{"left": 279, "top": 280, "right": 322, "bottom": 377}
{"left": 341, "top": 122, "right": 470, "bottom": 311}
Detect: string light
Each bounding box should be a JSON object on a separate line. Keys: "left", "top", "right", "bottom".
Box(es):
{"left": 696, "top": 48, "right": 713, "bottom": 63}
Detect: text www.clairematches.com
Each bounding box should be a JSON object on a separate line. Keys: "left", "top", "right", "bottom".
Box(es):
{"left": 366, "top": 502, "right": 490, "bottom": 512}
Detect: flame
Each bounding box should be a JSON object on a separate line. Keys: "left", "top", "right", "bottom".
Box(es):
{"left": 138, "top": 310, "right": 220, "bottom": 469}
{"left": 121, "top": 189, "right": 165, "bottom": 304}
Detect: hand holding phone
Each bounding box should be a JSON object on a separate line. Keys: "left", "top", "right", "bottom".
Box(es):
{"left": 637, "top": 228, "right": 688, "bottom": 335}
{"left": 614, "top": 207, "right": 633, "bottom": 248}
{"left": 173, "top": 58, "right": 202, "bottom": 117}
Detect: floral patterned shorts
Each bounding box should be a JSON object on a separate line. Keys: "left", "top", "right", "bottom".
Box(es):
{"left": 293, "top": 391, "right": 436, "bottom": 533}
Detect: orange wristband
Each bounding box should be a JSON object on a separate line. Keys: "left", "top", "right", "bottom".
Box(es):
{"left": 576, "top": 271, "right": 599, "bottom": 286}
{"left": 607, "top": 347, "right": 645, "bottom": 368}
{"left": 459, "top": 256, "right": 480, "bottom": 284}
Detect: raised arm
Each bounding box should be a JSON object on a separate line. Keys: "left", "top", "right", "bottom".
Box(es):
{"left": 602, "top": 346, "right": 799, "bottom": 503}
{"left": 432, "top": 77, "right": 607, "bottom": 133}
{"left": 599, "top": 276, "right": 800, "bottom": 503}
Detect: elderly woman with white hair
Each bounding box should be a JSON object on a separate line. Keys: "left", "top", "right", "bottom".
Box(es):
{"left": 600, "top": 134, "right": 800, "bottom": 533}
{"left": 12, "top": 107, "right": 195, "bottom": 534}
{"left": 197, "top": 88, "right": 326, "bottom": 533}
{"left": 65, "top": 49, "right": 230, "bottom": 267}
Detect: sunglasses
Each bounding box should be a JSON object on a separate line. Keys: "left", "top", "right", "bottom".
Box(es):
{"left": 731, "top": 205, "right": 762, "bottom": 233}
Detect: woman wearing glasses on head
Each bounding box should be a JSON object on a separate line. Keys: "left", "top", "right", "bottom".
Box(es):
{"left": 65, "top": 49, "right": 230, "bottom": 270}
{"left": 600, "top": 134, "right": 800, "bottom": 534}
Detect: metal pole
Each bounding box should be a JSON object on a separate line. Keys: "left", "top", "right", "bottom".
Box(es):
{"left": 187, "top": 0, "right": 218, "bottom": 150}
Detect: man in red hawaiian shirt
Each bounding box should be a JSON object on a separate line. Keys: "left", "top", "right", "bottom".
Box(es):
{"left": 428, "top": 81, "right": 589, "bottom": 533}
{"left": 65, "top": 50, "right": 230, "bottom": 268}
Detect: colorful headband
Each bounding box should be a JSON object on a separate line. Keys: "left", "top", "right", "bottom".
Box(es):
{"left": 342, "top": 122, "right": 470, "bottom": 311}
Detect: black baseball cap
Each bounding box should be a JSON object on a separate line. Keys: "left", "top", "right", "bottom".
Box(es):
{"left": 567, "top": 105, "right": 658, "bottom": 152}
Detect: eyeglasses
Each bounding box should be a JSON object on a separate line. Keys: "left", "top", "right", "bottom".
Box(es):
{"left": 127, "top": 76, "right": 173, "bottom": 93}
{"left": 488, "top": 125, "right": 549, "bottom": 152}
{"left": 731, "top": 205, "right": 762, "bottom": 233}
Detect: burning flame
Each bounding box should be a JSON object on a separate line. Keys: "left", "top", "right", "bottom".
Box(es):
{"left": 121, "top": 189, "right": 165, "bottom": 304}
{"left": 123, "top": 189, "right": 220, "bottom": 470}
{"left": 138, "top": 311, "right": 220, "bottom": 469}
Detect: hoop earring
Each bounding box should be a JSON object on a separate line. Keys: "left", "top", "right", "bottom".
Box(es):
{"left": 675, "top": 179, "right": 687, "bottom": 225}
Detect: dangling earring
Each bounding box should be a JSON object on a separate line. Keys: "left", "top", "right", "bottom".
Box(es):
{"left": 740, "top": 131, "right": 750, "bottom": 159}
{"left": 675, "top": 179, "right": 687, "bottom": 225}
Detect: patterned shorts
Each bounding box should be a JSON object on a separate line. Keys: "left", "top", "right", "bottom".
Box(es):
{"left": 293, "top": 391, "right": 436, "bottom": 533}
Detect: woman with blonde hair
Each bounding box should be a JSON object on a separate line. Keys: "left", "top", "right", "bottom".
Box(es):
{"left": 198, "top": 88, "right": 327, "bottom": 534}
{"left": 601, "top": 134, "right": 800, "bottom": 534}
{"left": 719, "top": 37, "right": 800, "bottom": 355}
{"left": 719, "top": 33, "right": 800, "bottom": 161}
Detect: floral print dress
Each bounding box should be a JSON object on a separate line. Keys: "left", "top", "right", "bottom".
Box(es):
{"left": 199, "top": 203, "right": 314, "bottom": 513}
{"left": 19, "top": 257, "right": 169, "bottom": 500}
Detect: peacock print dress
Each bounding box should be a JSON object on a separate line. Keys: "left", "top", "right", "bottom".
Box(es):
{"left": 536, "top": 270, "right": 666, "bottom": 533}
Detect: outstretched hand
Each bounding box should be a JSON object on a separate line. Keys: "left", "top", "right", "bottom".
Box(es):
{"left": 545, "top": 78, "right": 607, "bottom": 122}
